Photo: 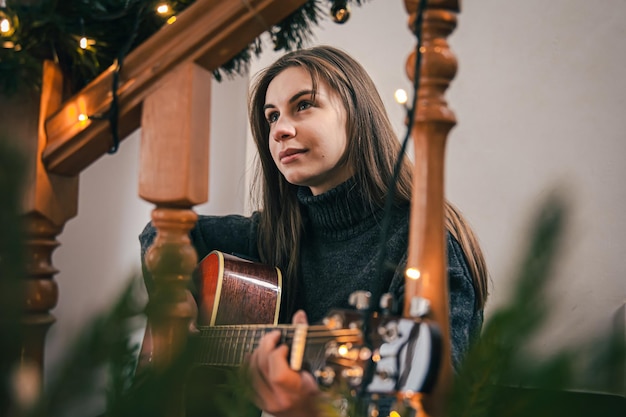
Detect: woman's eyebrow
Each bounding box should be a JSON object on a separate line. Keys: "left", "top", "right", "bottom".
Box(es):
{"left": 263, "top": 90, "right": 314, "bottom": 112}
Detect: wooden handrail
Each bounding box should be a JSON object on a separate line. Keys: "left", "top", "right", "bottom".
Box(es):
{"left": 41, "top": 0, "right": 308, "bottom": 176}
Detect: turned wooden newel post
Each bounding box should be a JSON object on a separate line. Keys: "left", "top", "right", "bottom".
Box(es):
{"left": 139, "top": 61, "right": 211, "bottom": 416}
{"left": 402, "top": 0, "right": 459, "bottom": 415}
{"left": 0, "top": 60, "right": 79, "bottom": 382}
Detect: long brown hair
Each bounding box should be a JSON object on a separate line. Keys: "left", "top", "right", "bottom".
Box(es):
{"left": 248, "top": 45, "right": 488, "bottom": 312}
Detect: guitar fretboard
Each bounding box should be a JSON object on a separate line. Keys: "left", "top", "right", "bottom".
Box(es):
{"left": 192, "top": 324, "right": 362, "bottom": 368}
{"left": 194, "top": 325, "right": 296, "bottom": 367}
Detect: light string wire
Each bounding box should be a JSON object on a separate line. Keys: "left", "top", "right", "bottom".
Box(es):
{"left": 88, "top": 0, "right": 147, "bottom": 154}
{"left": 82, "top": 0, "right": 341, "bottom": 154}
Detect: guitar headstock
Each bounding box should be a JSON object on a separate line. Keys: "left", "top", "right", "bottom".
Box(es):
{"left": 311, "top": 293, "right": 441, "bottom": 401}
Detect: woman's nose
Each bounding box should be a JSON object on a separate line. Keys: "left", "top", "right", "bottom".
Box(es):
{"left": 272, "top": 116, "right": 296, "bottom": 141}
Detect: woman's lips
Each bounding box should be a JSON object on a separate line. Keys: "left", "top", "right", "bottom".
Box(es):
{"left": 279, "top": 148, "right": 307, "bottom": 163}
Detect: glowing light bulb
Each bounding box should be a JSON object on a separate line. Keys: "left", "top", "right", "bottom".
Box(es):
{"left": 78, "top": 36, "right": 95, "bottom": 49}
{"left": 405, "top": 267, "right": 421, "bottom": 280}
{"left": 166, "top": 16, "right": 177, "bottom": 25}
{"left": 0, "top": 18, "right": 10, "bottom": 34}
{"left": 394, "top": 88, "right": 408, "bottom": 105}
{"left": 156, "top": 4, "right": 170, "bottom": 15}
{"left": 78, "top": 113, "right": 88, "bottom": 122}
{"left": 337, "top": 344, "right": 349, "bottom": 356}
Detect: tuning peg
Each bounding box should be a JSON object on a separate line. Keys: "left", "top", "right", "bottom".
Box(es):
{"left": 341, "top": 366, "right": 364, "bottom": 387}
{"left": 348, "top": 290, "right": 371, "bottom": 310}
{"left": 379, "top": 292, "right": 395, "bottom": 313}
{"left": 323, "top": 313, "right": 344, "bottom": 330}
{"left": 314, "top": 366, "right": 336, "bottom": 386}
{"left": 409, "top": 296, "right": 430, "bottom": 317}
{"left": 367, "top": 402, "right": 379, "bottom": 417}
{"left": 377, "top": 320, "right": 399, "bottom": 343}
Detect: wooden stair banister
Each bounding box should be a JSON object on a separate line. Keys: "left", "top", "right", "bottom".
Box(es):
{"left": 6, "top": 0, "right": 308, "bottom": 400}
{"left": 403, "top": 0, "right": 460, "bottom": 416}
{"left": 3, "top": 61, "right": 78, "bottom": 387}
{"left": 139, "top": 61, "right": 211, "bottom": 370}
{"left": 137, "top": 62, "right": 214, "bottom": 417}
{"left": 41, "top": 0, "right": 308, "bottom": 177}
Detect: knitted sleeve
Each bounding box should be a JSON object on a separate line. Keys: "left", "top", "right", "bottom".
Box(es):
{"left": 138, "top": 212, "right": 260, "bottom": 295}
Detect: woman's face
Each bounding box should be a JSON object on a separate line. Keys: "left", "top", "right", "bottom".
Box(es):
{"left": 264, "top": 66, "right": 353, "bottom": 196}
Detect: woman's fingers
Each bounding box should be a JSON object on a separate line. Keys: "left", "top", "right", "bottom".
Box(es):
{"left": 185, "top": 290, "right": 199, "bottom": 333}
{"left": 249, "top": 331, "right": 281, "bottom": 403}
{"left": 245, "top": 314, "right": 321, "bottom": 416}
{"left": 291, "top": 309, "right": 308, "bottom": 325}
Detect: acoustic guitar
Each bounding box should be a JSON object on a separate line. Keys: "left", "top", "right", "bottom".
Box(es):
{"left": 140, "top": 250, "right": 442, "bottom": 412}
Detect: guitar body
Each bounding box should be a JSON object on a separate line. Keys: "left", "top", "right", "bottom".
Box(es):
{"left": 196, "top": 250, "right": 282, "bottom": 326}
{"left": 137, "top": 251, "right": 281, "bottom": 417}
{"left": 190, "top": 251, "right": 282, "bottom": 417}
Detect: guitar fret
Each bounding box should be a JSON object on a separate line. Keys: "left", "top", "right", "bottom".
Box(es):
{"left": 226, "top": 327, "right": 233, "bottom": 365}
{"left": 217, "top": 328, "right": 222, "bottom": 365}
{"left": 234, "top": 327, "right": 241, "bottom": 366}
{"left": 221, "top": 328, "right": 228, "bottom": 365}
{"left": 227, "top": 327, "right": 233, "bottom": 365}
{"left": 239, "top": 328, "right": 250, "bottom": 363}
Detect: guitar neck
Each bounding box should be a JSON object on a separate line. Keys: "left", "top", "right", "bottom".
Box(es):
{"left": 193, "top": 324, "right": 294, "bottom": 367}
{"left": 192, "top": 324, "right": 361, "bottom": 369}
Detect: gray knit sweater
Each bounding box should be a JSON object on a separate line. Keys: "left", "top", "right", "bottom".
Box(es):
{"left": 139, "top": 179, "right": 482, "bottom": 369}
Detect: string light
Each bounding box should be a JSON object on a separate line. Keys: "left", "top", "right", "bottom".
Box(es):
{"left": 337, "top": 344, "right": 349, "bottom": 356}
{"left": 394, "top": 88, "right": 408, "bottom": 105}
{"left": 156, "top": 3, "right": 170, "bottom": 15}
{"left": 76, "top": 17, "right": 96, "bottom": 50}
{"left": 155, "top": 2, "right": 176, "bottom": 24}
{"left": 78, "top": 36, "right": 95, "bottom": 50}
{"left": 0, "top": 17, "right": 10, "bottom": 34}
{"left": 330, "top": 0, "right": 350, "bottom": 24}
{"left": 78, "top": 113, "right": 88, "bottom": 122}
{"left": 405, "top": 267, "right": 421, "bottom": 280}
{"left": 2, "top": 0, "right": 348, "bottom": 97}
{"left": 0, "top": 0, "right": 17, "bottom": 38}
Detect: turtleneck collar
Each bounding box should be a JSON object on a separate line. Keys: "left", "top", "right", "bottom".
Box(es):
{"left": 297, "top": 178, "right": 383, "bottom": 240}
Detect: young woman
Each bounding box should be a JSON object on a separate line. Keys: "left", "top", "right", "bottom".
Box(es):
{"left": 140, "top": 45, "right": 488, "bottom": 417}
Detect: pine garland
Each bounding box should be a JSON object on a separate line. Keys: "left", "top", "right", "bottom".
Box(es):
{"left": 0, "top": 0, "right": 365, "bottom": 96}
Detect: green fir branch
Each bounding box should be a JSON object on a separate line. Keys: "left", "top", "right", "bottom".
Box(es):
{"left": 0, "top": 138, "right": 27, "bottom": 417}
{"left": 0, "top": 0, "right": 366, "bottom": 96}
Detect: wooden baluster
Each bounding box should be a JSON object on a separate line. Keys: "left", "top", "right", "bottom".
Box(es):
{"left": 139, "top": 61, "right": 211, "bottom": 417}
{"left": 0, "top": 60, "right": 78, "bottom": 387}
{"left": 402, "top": 1, "right": 459, "bottom": 416}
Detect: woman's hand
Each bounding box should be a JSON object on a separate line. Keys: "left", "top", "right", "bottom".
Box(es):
{"left": 248, "top": 310, "right": 321, "bottom": 417}
{"left": 186, "top": 289, "right": 199, "bottom": 333}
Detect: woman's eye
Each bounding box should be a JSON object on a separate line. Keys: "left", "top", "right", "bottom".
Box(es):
{"left": 266, "top": 112, "right": 279, "bottom": 123}
{"left": 297, "top": 101, "right": 312, "bottom": 111}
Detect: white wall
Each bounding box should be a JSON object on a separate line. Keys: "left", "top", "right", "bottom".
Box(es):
{"left": 47, "top": 0, "right": 626, "bottom": 398}
{"left": 447, "top": 0, "right": 626, "bottom": 357}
